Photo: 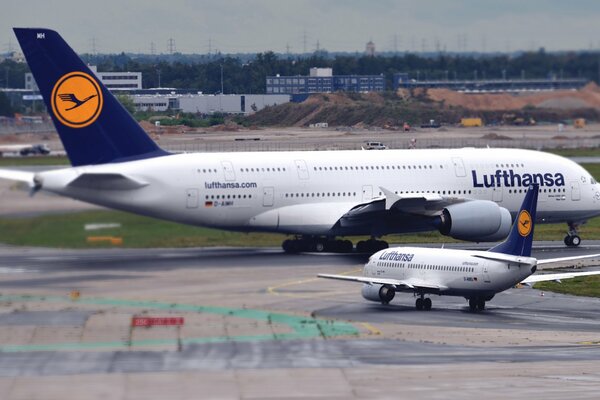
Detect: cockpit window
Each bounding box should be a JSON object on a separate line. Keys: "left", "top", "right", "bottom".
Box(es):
{"left": 592, "top": 177, "right": 597, "bottom": 185}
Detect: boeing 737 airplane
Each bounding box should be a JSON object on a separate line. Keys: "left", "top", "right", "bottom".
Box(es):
{"left": 1, "top": 28, "right": 600, "bottom": 253}
{"left": 319, "top": 185, "right": 600, "bottom": 311}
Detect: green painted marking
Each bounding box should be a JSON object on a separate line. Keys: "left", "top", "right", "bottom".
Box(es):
{"left": 0, "top": 295, "right": 359, "bottom": 352}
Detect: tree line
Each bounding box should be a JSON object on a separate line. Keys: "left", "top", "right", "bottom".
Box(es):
{"left": 1, "top": 49, "right": 600, "bottom": 100}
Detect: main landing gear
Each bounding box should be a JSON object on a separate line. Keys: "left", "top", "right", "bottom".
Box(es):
{"left": 282, "top": 236, "right": 389, "bottom": 254}
{"left": 415, "top": 293, "right": 432, "bottom": 311}
{"left": 564, "top": 222, "right": 582, "bottom": 247}
{"left": 468, "top": 297, "right": 486, "bottom": 312}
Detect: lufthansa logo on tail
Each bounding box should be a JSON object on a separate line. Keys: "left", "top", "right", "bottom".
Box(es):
{"left": 517, "top": 210, "right": 532, "bottom": 237}
{"left": 51, "top": 71, "right": 103, "bottom": 128}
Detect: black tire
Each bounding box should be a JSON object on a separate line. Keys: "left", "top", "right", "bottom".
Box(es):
{"left": 415, "top": 298, "right": 424, "bottom": 310}
{"left": 356, "top": 241, "right": 366, "bottom": 253}
{"left": 564, "top": 235, "right": 572, "bottom": 246}
{"left": 468, "top": 298, "right": 477, "bottom": 312}
{"left": 571, "top": 235, "right": 581, "bottom": 247}
{"left": 423, "top": 297, "right": 432, "bottom": 311}
{"left": 342, "top": 240, "right": 354, "bottom": 253}
{"left": 282, "top": 239, "right": 293, "bottom": 253}
{"left": 313, "top": 240, "right": 326, "bottom": 252}
{"left": 477, "top": 299, "right": 486, "bottom": 310}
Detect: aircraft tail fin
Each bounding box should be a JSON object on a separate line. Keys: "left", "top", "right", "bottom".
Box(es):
{"left": 13, "top": 28, "right": 169, "bottom": 166}
{"left": 488, "top": 184, "right": 539, "bottom": 257}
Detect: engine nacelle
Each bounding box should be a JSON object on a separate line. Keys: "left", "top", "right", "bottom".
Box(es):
{"left": 361, "top": 284, "right": 395, "bottom": 304}
{"left": 439, "top": 200, "right": 512, "bottom": 242}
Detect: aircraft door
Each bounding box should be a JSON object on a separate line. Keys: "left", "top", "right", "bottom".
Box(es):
{"left": 263, "top": 186, "right": 274, "bottom": 207}
{"left": 221, "top": 161, "right": 236, "bottom": 181}
{"left": 362, "top": 185, "right": 373, "bottom": 201}
{"left": 492, "top": 186, "right": 503, "bottom": 202}
{"left": 483, "top": 264, "right": 491, "bottom": 284}
{"left": 186, "top": 188, "right": 199, "bottom": 209}
{"left": 294, "top": 160, "right": 309, "bottom": 180}
{"left": 571, "top": 181, "right": 581, "bottom": 201}
{"left": 451, "top": 157, "right": 466, "bottom": 177}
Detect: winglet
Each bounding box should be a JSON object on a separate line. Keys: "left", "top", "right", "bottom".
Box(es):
{"left": 488, "top": 184, "right": 539, "bottom": 257}
{"left": 379, "top": 187, "right": 401, "bottom": 210}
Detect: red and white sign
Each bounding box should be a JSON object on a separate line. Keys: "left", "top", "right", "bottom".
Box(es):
{"left": 132, "top": 317, "right": 184, "bottom": 327}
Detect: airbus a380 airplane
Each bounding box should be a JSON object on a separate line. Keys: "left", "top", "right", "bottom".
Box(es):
{"left": 319, "top": 185, "right": 600, "bottom": 311}
{"left": 1, "top": 28, "right": 600, "bottom": 253}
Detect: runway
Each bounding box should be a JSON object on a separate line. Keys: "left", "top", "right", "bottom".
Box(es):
{"left": 1, "top": 243, "right": 600, "bottom": 398}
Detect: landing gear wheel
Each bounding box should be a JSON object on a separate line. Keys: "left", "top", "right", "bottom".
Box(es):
{"left": 468, "top": 298, "right": 477, "bottom": 312}
{"left": 313, "top": 240, "right": 326, "bottom": 252}
{"left": 564, "top": 235, "right": 572, "bottom": 246}
{"left": 564, "top": 235, "right": 581, "bottom": 247}
{"left": 415, "top": 298, "right": 424, "bottom": 311}
{"left": 571, "top": 235, "right": 581, "bottom": 247}
{"left": 477, "top": 299, "right": 486, "bottom": 310}
{"left": 423, "top": 297, "right": 432, "bottom": 311}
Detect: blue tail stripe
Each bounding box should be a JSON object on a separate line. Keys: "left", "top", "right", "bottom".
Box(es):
{"left": 14, "top": 28, "right": 169, "bottom": 166}
{"left": 489, "top": 184, "right": 539, "bottom": 257}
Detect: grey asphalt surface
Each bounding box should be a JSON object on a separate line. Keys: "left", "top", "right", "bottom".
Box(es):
{"left": 1, "top": 242, "right": 600, "bottom": 378}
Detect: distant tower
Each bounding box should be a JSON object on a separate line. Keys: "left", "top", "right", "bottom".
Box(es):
{"left": 167, "top": 38, "right": 176, "bottom": 55}
{"left": 365, "top": 40, "right": 376, "bottom": 57}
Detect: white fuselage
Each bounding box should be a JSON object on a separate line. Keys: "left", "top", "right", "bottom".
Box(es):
{"left": 37, "top": 147, "right": 600, "bottom": 236}
{"left": 365, "top": 246, "right": 536, "bottom": 298}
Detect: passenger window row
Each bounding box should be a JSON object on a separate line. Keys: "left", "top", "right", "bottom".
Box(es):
{"left": 377, "top": 262, "right": 475, "bottom": 273}
{"left": 239, "top": 167, "right": 286, "bottom": 173}
{"left": 313, "top": 164, "right": 442, "bottom": 172}
{"left": 285, "top": 192, "right": 357, "bottom": 198}
{"left": 205, "top": 194, "right": 253, "bottom": 200}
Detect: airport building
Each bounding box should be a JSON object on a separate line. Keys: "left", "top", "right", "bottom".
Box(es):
{"left": 25, "top": 65, "right": 142, "bottom": 91}
{"left": 133, "top": 94, "right": 290, "bottom": 114}
{"left": 393, "top": 72, "right": 588, "bottom": 93}
{"left": 266, "top": 67, "right": 385, "bottom": 95}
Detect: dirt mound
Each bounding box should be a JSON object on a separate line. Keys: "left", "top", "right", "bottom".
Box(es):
{"left": 426, "top": 82, "right": 600, "bottom": 111}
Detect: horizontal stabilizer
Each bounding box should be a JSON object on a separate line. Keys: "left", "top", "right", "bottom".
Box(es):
{"left": 0, "top": 169, "right": 35, "bottom": 185}
{"left": 521, "top": 270, "right": 600, "bottom": 284}
{"left": 67, "top": 173, "right": 148, "bottom": 190}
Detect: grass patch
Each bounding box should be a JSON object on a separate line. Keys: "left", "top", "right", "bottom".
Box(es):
{"left": 0, "top": 209, "right": 597, "bottom": 249}
{"left": 535, "top": 275, "right": 600, "bottom": 298}
{"left": 0, "top": 156, "right": 69, "bottom": 166}
{"left": 0, "top": 210, "right": 285, "bottom": 248}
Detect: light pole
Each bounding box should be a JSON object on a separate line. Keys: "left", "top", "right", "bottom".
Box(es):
{"left": 220, "top": 64, "right": 224, "bottom": 94}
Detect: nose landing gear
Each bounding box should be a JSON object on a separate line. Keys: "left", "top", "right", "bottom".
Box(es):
{"left": 564, "top": 222, "right": 582, "bottom": 247}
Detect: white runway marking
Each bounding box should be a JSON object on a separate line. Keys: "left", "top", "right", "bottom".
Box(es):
{"left": 0, "top": 267, "right": 34, "bottom": 274}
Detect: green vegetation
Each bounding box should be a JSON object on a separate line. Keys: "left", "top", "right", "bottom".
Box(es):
{"left": 0, "top": 208, "right": 598, "bottom": 249}
{"left": 0, "top": 156, "right": 69, "bottom": 166}
{"left": 535, "top": 275, "right": 600, "bottom": 298}
{"left": 0, "top": 210, "right": 285, "bottom": 248}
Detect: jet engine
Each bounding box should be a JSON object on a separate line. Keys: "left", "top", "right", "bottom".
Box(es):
{"left": 438, "top": 200, "right": 512, "bottom": 242}
{"left": 361, "top": 284, "right": 395, "bottom": 304}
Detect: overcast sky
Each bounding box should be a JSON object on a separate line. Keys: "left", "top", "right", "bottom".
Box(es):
{"left": 3, "top": 0, "right": 600, "bottom": 54}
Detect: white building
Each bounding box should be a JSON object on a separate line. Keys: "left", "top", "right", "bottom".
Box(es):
{"left": 25, "top": 65, "right": 142, "bottom": 91}
{"left": 133, "top": 94, "right": 290, "bottom": 114}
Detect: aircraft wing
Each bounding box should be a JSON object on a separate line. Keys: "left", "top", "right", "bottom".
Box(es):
{"left": 0, "top": 169, "right": 35, "bottom": 185}
{"left": 342, "top": 187, "right": 465, "bottom": 218}
{"left": 521, "top": 270, "right": 600, "bottom": 284}
{"left": 317, "top": 273, "right": 446, "bottom": 292}
{"left": 536, "top": 254, "right": 600, "bottom": 265}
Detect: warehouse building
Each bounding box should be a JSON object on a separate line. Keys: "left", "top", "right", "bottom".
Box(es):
{"left": 25, "top": 65, "right": 142, "bottom": 91}
{"left": 266, "top": 67, "right": 385, "bottom": 94}
{"left": 393, "top": 72, "right": 588, "bottom": 93}
{"left": 133, "top": 94, "right": 290, "bottom": 114}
